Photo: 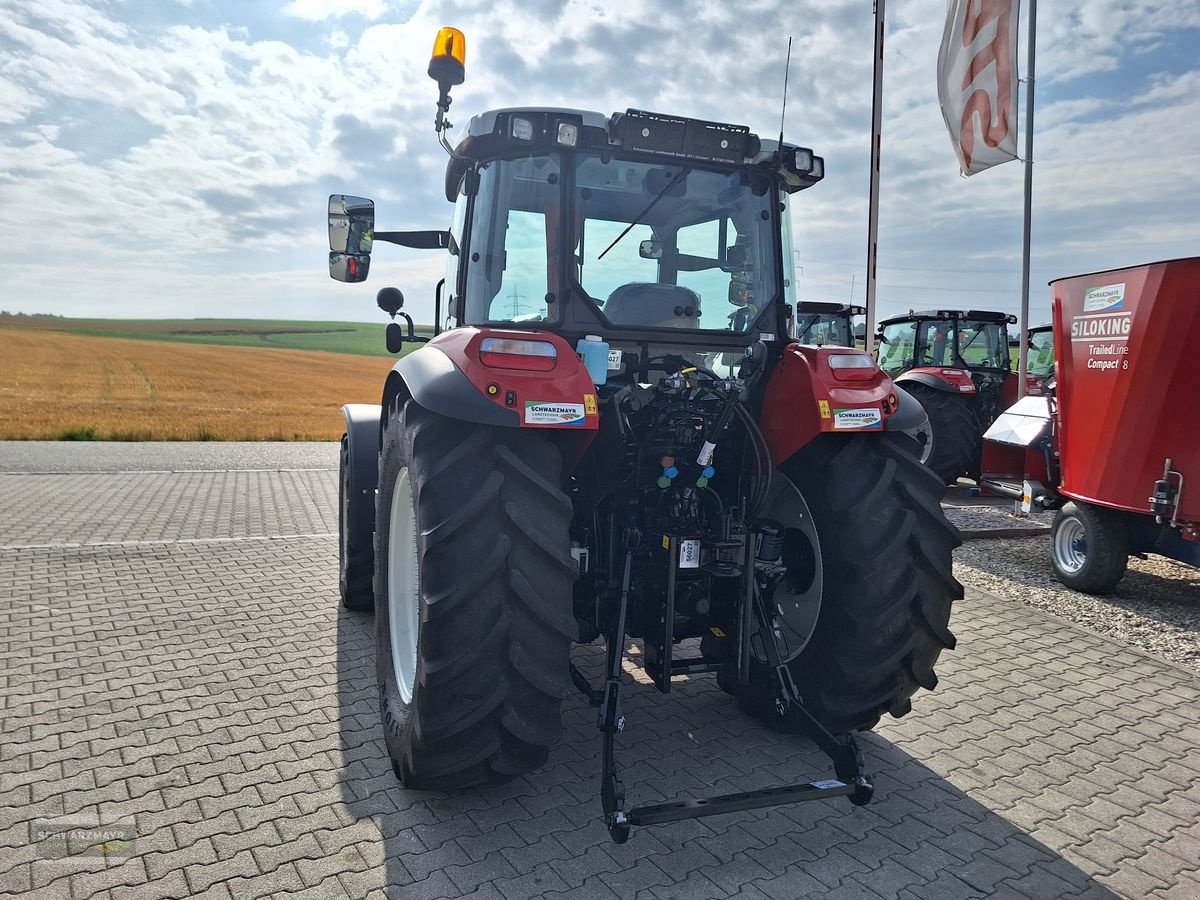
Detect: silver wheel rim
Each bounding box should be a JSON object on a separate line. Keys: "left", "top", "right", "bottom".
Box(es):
{"left": 388, "top": 466, "right": 420, "bottom": 703}
{"left": 917, "top": 425, "right": 933, "bottom": 465}
{"left": 1055, "top": 515, "right": 1086, "bottom": 574}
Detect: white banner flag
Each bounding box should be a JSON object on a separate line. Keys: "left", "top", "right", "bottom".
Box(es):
{"left": 938, "top": 0, "right": 1021, "bottom": 176}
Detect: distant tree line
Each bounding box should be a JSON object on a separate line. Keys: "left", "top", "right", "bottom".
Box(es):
{"left": 0, "top": 311, "right": 63, "bottom": 317}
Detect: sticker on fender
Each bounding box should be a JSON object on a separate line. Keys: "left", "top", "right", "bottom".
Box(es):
{"left": 525, "top": 402, "right": 586, "bottom": 426}
{"left": 832, "top": 407, "right": 882, "bottom": 430}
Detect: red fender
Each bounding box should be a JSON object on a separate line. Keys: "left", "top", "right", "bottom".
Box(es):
{"left": 759, "top": 346, "right": 898, "bottom": 464}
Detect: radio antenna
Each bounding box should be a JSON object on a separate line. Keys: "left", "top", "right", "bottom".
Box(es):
{"left": 777, "top": 36, "right": 793, "bottom": 156}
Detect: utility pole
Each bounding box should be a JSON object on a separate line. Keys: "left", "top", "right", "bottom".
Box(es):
{"left": 1017, "top": 0, "right": 1037, "bottom": 398}
{"left": 864, "top": 0, "right": 886, "bottom": 352}
{"left": 508, "top": 285, "right": 526, "bottom": 319}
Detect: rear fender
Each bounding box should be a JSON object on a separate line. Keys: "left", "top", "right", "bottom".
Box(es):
{"left": 885, "top": 385, "right": 929, "bottom": 434}
{"left": 760, "top": 345, "right": 897, "bottom": 464}
{"left": 341, "top": 403, "right": 383, "bottom": 554}
{"left": 380, "top": 327, "right": 598, "bottom": 473}
{"left": 895, "top": 368, "right": 977, "bottom": 395}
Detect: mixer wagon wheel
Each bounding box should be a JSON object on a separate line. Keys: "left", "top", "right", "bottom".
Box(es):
{"left": 1050, "top": 501, "right": 1129, "bottom": 594}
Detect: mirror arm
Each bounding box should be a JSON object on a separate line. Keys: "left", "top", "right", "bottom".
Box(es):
{"left": 396, "top": 312, "right": 430, "bottom": 344}
{"left": 374, "top": 230, "right": 451, "bottom": 250}
{"left": 434, "top": 279, "right": 444, "bottom": 336}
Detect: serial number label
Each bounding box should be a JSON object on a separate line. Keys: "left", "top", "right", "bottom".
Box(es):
{"left": 679, "top": 539, "right": 700, "bottom": 569}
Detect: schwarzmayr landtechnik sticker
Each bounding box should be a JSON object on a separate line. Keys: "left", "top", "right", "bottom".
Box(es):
{"left": 832, "top": 407, "right": 883, "bottom": 430}
{"left": 524, "top": 401, "right": 586, "bottom": 426}
{"left": 1083, "top": 283, "right": 1126, "bottom": 312}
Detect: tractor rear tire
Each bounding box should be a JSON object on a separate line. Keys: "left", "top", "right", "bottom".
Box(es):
{"left": 339, "top": 434, "right": 374, "bottom": 612}
{"left": 1050, "top": 501, "right": 1129, "bottom": 594}
{"left": 745, "top": 433, "right": 962, "bottom": 734}
{"left": 374, "top": 400, "right": 577, "bottom": 789}
{"left": 903, "top": 383, "right": 980, "bottom": 484}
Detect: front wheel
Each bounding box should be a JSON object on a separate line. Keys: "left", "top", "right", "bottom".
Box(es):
{"left": 374, "top": 400, "right": 577, "bottom": 788}
{"left": 1050, "top": 501, "right": 1128, "bottom": 594}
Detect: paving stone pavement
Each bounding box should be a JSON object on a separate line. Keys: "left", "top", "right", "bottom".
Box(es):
{"left": 1, "top": 446, "right": 1198, "bottom": 899}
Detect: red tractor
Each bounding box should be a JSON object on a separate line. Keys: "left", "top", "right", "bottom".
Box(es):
{"left": 875, "top": 309, "right": 1041, "bottom": 483}
{"left": 332, "top": 28, "right": 962, "bottom": 842}
{"left": 982, "top": 257, "right": 1200, "bottom": 593}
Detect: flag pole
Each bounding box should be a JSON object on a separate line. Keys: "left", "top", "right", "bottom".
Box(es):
{"left": 1017, "top": 0, "right": 1037, "bottom": 397}
{"left": 864, "top": 0, "right": 885, "bottom": 350}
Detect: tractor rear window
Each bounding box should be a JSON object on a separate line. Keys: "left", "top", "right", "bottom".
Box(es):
{"left": 573, "top": 155, "right": 777, "bottom": 333}
{"left": 956, "top": 321, "right": 1010, "bottom": 369}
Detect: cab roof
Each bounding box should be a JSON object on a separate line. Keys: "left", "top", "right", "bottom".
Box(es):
{"left": 444, "top": 106, "right": 823, "bottom": 200}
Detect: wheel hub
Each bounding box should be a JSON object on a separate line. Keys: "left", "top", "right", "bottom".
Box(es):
{"left": 388, "top": 467, "right": 420, "bottom": 703}
{"left": 1054, "top": 516, "right": 1087, "bottom": 574}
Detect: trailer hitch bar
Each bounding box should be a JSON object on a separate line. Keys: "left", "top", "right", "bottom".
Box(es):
{"left": 575, "top": 544, "right": 874, "bottom": 844}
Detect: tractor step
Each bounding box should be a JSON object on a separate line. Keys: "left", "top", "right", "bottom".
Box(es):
{"left": 628, "top": 778, "right": 866, "bottom": 826}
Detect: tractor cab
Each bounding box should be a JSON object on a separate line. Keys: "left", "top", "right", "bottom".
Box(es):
{"left": 794, "top": 302, "right": 863, "bottom": 347}
{"left": 1026, "top": 323, "right": 1055, "bottom": 382}
{"left": 877, "top": 309, "right": 1015, "bottom": 417}
{"left": 875, "top": 309, "right": 1016, "bottom": 482}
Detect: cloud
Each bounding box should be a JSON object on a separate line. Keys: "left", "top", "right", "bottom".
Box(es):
{"left": 0, "top": 0, "right": 1195, "bottom": 329}
{"left": 282, "top": 0, "right": 390, "bottom": 22}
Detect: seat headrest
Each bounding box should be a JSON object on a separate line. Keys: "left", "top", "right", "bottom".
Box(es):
{"left": 603, "top": 283, "right": 702, "bottom": 328}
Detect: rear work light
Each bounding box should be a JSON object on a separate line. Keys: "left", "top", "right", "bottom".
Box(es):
{"left": 828, "top": 352, "right": 877, "bottom": 382}
{"left": 479, "top": 337, "right": 557, "bottom": 371}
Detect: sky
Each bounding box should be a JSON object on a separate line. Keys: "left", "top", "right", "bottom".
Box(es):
{"left": 1, "top": 0, "right": 1197, "bottom": 329}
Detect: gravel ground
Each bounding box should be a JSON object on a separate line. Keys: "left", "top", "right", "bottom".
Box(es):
{"left": 955, "top": 536, "right": 1200, "bottom": 674}
{"left": 942, "top": 503, "right": 1052, "bottom": 534}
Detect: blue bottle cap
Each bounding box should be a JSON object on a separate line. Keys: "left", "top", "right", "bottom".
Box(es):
{"left": 664, "top": 466, "right": 679, "bottom": 478}
{"left": 701, "top": 466, "right": 715, "bottom": 478}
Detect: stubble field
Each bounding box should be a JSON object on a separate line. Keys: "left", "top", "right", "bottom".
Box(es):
{"left": 0, "top": 327, "right": 394, "bottom": 440}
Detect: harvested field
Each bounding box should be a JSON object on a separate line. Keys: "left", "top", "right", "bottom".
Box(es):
{"left": 0, "top": 327, "right": 393, "bottom": 440}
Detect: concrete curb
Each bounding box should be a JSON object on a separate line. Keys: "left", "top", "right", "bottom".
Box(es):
{"left": 957, "top": 525, "right": 1052, "bottom": 541}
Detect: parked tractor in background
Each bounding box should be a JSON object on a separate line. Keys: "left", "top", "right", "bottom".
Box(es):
{"left": 982, "top": 258, "right": 1200, "bottom": 593}
{"left": 330, "top": 28, "right": 962, "bottom": 843}
{"left": 1023, "top": 323, "right": 1055, "bottom": 388}
{"left": 795, "top": 302, "right": 933, "bottom": 463}
{"left": 794, "top": 301, "right": 863, "bottom": 347}
{"left": 876, "top": 309, "right": 1039, "bottom": 483}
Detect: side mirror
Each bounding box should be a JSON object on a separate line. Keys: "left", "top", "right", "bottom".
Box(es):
{"left": 328, "top": 194, "right": 374, "bottom": 283}
{"left": 639, "top": 240, "right": 663, "bottom": 260}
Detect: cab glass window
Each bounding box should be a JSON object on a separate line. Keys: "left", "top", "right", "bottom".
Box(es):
{"left": 877, "top": 320, "right": 917, "bottom": 375}
{"left": 464, "top": 155, "right": 561, "bottom": 325}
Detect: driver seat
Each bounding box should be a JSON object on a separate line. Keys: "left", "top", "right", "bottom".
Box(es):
{"left": 603, "top": 283, "right": 701, "bottom": 328}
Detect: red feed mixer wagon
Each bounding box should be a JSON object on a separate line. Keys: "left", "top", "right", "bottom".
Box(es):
{"left": 981, "top": 257, "right": 1200, "bottom": 592}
